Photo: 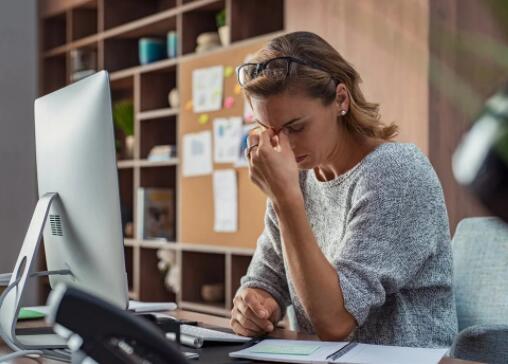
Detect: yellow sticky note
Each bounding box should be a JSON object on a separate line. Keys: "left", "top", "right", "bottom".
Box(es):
{"left": 185, "top": 100, "right": 193, "bottom": 111}
{"left": 224, "top": 66, "right": 234, "bottom": 78}
{"left": 234, "top": 84, "right": 242, "bottom": 95}
{"left": 198, "top": 114, "right": 209, "bottom": 125}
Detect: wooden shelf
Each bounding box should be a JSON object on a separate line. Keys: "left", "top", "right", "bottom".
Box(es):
{"left": 139, "top": 239, "right": 179, "bottom": 249}
{"left": 138, "top": 158, "right": 179, "bottom": 168}
{"left": 138, "top": 108, "right": 179, "bottom": 120}
{"left": 124, "top": 238, "right": 136, "bottom": 247}
{"left": 39, "top": 0, "right": 283, "bottom": 313}
{"left": 117, "top": 160, "right": 136, "bottom": 168}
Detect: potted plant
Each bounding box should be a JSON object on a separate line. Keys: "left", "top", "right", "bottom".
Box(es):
{"left": 216, "top": 9, "right": 229, "bottom": 46}
{"left": 113, "top": 100, "right": 134, "bottom": 159}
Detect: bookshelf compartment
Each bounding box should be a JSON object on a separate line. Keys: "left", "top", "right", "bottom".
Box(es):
{"left": 140, "top": 116, "right": 177, "bottom": 160}
{"left": 69, "top": 44, "right": 98, "bottom": 83}
{"left": 42, "top": 55, "right": 66, "bottom": 95}
{"left": 71, "top": 1, "right": 98, "bottom": 40}
{"left": 181, "top": 251, "right": 226, "bottom": 307}
{"left": 139, "top": 166, "right": 177, "bottom": 241}
{"left": 140, "top": 69, "right": 177, "bottom": 112}
{"left": 104, "top": 38, "right": 139, "bottom": 72}
{"left": 124, "top": 246, "right": 134, "bottom": 291}
{"left": 180, "top": 0, "right": 225, "bottom": 55}
{"left": 42, "top": 12, "right": 67, "bottom": 50}
{"left": 118, "top": 168, "right": 134, "bottom": 238}
{"left": 139, "top": 247, "right": 177, "bottom": 301}
{"left": 111, "top": 75, "right": 134, "bottom": 103}
{"left": 230, "top": 254, "right": 252, "bottom": 303}
{"left": 230, "top": 0, "right": 284, "bottom": 43}
{"left": 104, "top": 0, "right": 177, "bottom": 30}
{"left": 140, "top": 166, "right": 177, "bottom": 189}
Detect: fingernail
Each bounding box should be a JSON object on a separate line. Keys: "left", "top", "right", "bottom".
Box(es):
{"left": 268, "top": 323, "right": 274, "bottom": 331}
{"left": 260, "top": 310, "right": 268, "bottom": 318}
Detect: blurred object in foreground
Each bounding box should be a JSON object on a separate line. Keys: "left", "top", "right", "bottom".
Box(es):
{"left": 453, "top": 83, "right": 508, "bottom": 222}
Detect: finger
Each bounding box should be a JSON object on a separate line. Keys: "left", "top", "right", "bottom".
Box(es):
{"left": 234, "top": 308, "right": 265, "bottom": 332}
{"left": 247, "top": 130, "right": 260, "bottom": 148}
{"left": 242, "top": 291, "right": 269, "bottom": 319}
{"left": 246, "top": 144, "right": 259, "bottom": 160}
{"left": 258, "top": 129, "right": 274, "bottom": 150}
{"left": 230, "top": 318, "right": 258, "bottom": 337}
{"left": 236, "top": 300, "right": 274, "bottom": 332}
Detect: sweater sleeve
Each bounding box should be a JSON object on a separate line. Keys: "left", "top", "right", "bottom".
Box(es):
{"left": 332, "top": 162, "right": 451, "bottom": 326}
{"left": 240, "top": 200, "right": 291, "bottom": 316}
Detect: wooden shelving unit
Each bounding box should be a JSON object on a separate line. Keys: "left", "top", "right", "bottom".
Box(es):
{"left": 38, "top": 0, "right": 283, "bottom": 315}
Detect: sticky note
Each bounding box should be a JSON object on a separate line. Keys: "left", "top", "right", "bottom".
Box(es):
{"left": 198, "top": 114, "right": 209, "bottom": 125}
{"left": 224, "top": 96, "right": 235, "bottom": 109}
{"left": 224, "top": 66, "right": 234, "bottom": 78}
{"left": 185, "top": 100, "right": 193, "bottom": 111}
{"left": 18, "top": 308, "right": 46, "bottom": 320}
{"left": 234, "top": 84, "right": 242, "bottom": 95}
{"left": 251, "top": 343, "right": 321, "bottom": 356}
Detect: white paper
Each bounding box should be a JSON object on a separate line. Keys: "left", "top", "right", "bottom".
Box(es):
{"left": 229, "top": 339, "right": 448, "bottom": 364}
{"left": 229, "top": 339, "right": 348, "bottom": 364}
{"left": 192, "top": 65, "right": 224, "bottom": 113}
{"left": 234, "top": 123, "right": 257, "bottom": 168}
{"left": 183, "top": 131, "right": 213, "bottom": 177}
{"left": 213, "top": 117, "right": 243, "bottom": 164}
{"left": 213, "top": 169, "right": 237, "bottom": 232}
{"left": 339, "top": 344, "right": 448, "bottom": 364}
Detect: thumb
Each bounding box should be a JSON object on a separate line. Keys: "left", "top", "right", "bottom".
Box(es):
{"left": 245, "top": 291, "right": 269, "bottom": 319}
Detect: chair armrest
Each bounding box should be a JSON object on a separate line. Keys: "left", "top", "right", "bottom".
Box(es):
{"left": 450, "top": 324, "right": 508, "bottom": 364}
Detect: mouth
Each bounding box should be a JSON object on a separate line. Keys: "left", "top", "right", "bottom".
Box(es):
{"left": 295, "top": 155, "right": 308, "bottom": 163}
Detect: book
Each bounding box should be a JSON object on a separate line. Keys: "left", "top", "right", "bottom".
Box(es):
{"left": 229, "top": 339, "right": 449, "bottom": 364}
{"left": 136, "top": 188, "right": 175, "bottom": 241}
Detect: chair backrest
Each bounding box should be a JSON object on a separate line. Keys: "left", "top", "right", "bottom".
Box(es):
{"left": 452, "top": 217, "right": 508, "bottom": 331}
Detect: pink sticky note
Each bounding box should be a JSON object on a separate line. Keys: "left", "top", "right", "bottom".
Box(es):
{"left": 224, "top": 96, "right": 235, "bottom": 109}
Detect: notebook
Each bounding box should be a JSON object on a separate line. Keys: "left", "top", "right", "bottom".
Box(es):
{"left": 229, "top": 339, "right": 449, "bottom": 364}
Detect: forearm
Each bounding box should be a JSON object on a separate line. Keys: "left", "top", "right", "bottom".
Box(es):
{"left": 273, "top": 196, "right": 356, "bottom": 339}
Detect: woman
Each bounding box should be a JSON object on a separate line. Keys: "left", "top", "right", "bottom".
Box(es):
{"left": 230, "top": 31, "right": 457, "bottom": 347}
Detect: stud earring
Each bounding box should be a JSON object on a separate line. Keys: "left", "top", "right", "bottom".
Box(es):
{"left": 341, "top": 110, "right": 347, "bottom": 116}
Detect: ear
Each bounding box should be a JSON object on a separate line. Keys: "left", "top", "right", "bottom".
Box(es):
{"left": 335, "top": 83, "right": 350, "bottom": 116}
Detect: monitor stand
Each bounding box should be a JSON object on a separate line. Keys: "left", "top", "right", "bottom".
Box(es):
{"left": 0, "top": 192, "right": 68, "bottom": 350}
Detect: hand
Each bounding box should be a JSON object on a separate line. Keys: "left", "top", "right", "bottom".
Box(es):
{"left": 230, "top": 287, "right": 281, "bottom": 337}
{"left": 247, "top": 129, "right": 301, "bottom": 204}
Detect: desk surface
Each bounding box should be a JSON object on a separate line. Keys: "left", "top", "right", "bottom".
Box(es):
{"left": 1, "top": 310, "right": 482, "bottom": 364}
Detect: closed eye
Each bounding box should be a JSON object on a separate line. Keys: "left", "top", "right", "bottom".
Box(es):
{"left": 285, "top": 124, "right": 305, "bottom": 133}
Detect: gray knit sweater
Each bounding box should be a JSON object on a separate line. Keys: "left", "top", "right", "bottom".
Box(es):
{"left": 241, "top": 142, "right": 458, "bottom": 347}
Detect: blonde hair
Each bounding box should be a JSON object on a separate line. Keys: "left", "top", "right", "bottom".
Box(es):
{"left": 242, "top": 32, "right": 398, "bottom": 140}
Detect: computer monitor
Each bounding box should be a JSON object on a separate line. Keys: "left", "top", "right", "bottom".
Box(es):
{"left": 35, "top": 70, "right": 128, "bottom": 308}
{"left": 0, "top": 71, "right": 128, "bottom": 350}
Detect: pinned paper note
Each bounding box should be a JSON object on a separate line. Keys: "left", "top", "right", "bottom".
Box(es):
{"left": 182, "top": 131, "right": 213, "bottom": 177}
{"left": 213, "top": 117, "right": 242, "bottom": 163}
{"left": 224, "top": 66, "right": 234, "bottom": 78}
{"left": 234, "top": 123, "right": 257, "bottom": 168}
{"left": 213, "top": 169, "right": 237, "bottom": 232}
{"left": 224, "top": 96, "right": 235, "bottom": 109}
{"left": 234, "top": 84, "right": 242, "bottom": 95}
{"left": 192, "top": 65, "right": 224, "bottom": 113}
{"left": 185, "top": 100, "right": 193, "bottom": 111}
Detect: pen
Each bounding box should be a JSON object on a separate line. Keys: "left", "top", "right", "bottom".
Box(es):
{"left": 325, "top": 341, "right": 358, "bottom": 362}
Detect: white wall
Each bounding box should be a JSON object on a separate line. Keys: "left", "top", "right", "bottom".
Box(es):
{"left": 0, "top": 0, "right": 38, "bottom": 305}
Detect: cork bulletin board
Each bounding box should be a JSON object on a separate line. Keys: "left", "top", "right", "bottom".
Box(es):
{"left": 178, "top": 38, "right": 272, "bottom": 248}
